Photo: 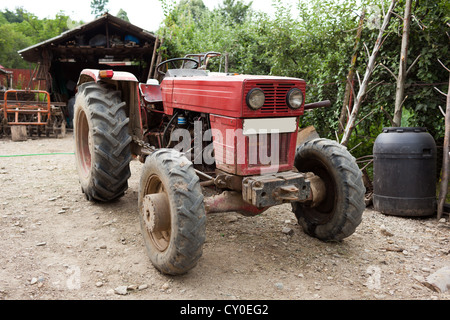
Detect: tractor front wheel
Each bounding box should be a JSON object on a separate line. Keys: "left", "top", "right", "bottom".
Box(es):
{"left": 139, "top": 149, "right": 206, "bottom": 275}
{"left": 292, "top": 138, "right": 365, "bottom": 241}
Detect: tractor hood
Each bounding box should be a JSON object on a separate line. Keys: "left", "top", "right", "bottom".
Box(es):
{"left": 161, "top": 73, "right": 307, "bottom": 118}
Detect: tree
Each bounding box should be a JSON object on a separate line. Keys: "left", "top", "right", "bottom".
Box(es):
{"left": 0, "top": 9, "right": 81, "bottom": 68}
{"left": 218, "top": 0, "right": 253, "bottom": 25}
{"left": 341, "top": 0, "right": 397, "bottom": 146}
{"left": 15, "top": 10, "right": 70, "bottom": 43}
{"left": 338, "top": 11, "right": 365, "bottom": 134}
{"left": 158, "top": 0, "right": 450, "bottom": 157}
{"left": 0, "top": 23, "right": 32, "bottom": 68}
{"left": 177, "top": 0, "right": 207, "bottom": 22}
{"left": 437, "top": 62, "right": 450, "bottom": 220}
{"left": 1, "top": 8, "right": 24, "bottom": 23}
{"left": 392, "top": 0, "right": 412, "bottom": 126}
{"left": 91, "top": 0, "right": 109, "bottom": 18}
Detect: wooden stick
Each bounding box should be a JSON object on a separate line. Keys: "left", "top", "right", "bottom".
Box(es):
{"left": 437, "top": 72, "right": 450, "bottom": 220}
{"left": 356, "top": 70, "right": 362, "bottom": 88}
{"left": 338, "top": 11, "right": 365, "bottom": 134}
{"left": 438, "top": 59, "right": 450, "bottom": 72}
{"left": 406, "top": 54, "right": 422, "bottom": 75}
{"left": 355, "top": 108, "right": 377, "bottom": 128}
{"left": 380, "top": 63, "right": 398, "bottom": 81}
{"left": 148, "top": 36, "right": 160, "bottom": 80}
{"left": 381, "top": 106, "right": 396, "bottom": 127}
{"left": 341, "top": 0, "right": 397, "bottom": 146}
{"left": 393, "top": 0, "right": 412, "bottom": 127}
{"left": 366, "top": 80, "right": 385, "bottom": 96}
{"left": 349, "top": 142, "right": 362, "bottom": 153}
{"left": 434, "top": 87, "right": 448, "bottom": 97}
{"left": 360, "top": 159, "right": 374, "bottom": 172}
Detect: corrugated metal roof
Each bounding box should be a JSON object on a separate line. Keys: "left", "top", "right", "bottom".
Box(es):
{"left": 0, "top": 65, "right": 12, "bottom": 74}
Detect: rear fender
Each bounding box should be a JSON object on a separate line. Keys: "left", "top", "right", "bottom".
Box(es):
{"left": 77, "top": 69, "right": 138, "bottom": 86}
{"left": 76, "top": 69, "right": 143, "bottom": 151}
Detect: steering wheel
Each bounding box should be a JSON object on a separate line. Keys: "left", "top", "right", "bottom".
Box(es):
{"left": 156, "top": 58, "right": 200, "bottom": 75}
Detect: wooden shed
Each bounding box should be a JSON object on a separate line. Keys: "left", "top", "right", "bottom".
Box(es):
{"left": 18, "top": 13, "right": 160, "bottom": 106}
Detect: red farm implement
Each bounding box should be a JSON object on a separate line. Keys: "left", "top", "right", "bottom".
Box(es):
{"left": 1, "top": 89, "right": 66, "bottom": 139}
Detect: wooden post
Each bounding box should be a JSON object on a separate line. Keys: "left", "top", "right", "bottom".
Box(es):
{"left": 105, "top": 23, "right": 110, "bottom": 48}
{"left": 393, "top": 0, "right": 412, "bottom": 127}
{"left": 224, "top": 52, "right": 229, "bottom": 73}
{"left": 437, "top": 72, "right": 450, "bottom": 220}
{"left": 152, "top": 38, "right": 164, "bottom": 81}
{"left": 148, "top": 36, "right": 160, "bottom": 80}
{"left": 11, "top": 126, "right": 27, "bottom": 141}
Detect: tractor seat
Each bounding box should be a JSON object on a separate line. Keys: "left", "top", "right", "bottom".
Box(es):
{"left": 139, "top": 82, "right": 162, "bottom": 104}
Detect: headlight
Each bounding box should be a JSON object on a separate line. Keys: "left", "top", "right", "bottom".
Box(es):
{"left": 286, "top": 88, "right": 304, "bottom": 109}
{"left": 246, "top": 88, "right": 265, "bottom": 110}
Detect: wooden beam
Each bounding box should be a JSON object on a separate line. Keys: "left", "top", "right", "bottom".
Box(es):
{"left": 148, "top": 37, "right": 160, "bottom": 80}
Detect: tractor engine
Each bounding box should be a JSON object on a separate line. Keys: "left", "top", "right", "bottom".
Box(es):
{"left": 158, "top": 75, "right": 306, "bottom": 175}
{"left": 136, "top": 73, "right": 312, "bottom": 210}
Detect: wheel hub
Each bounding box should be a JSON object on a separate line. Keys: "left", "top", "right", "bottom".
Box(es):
{"left": 76, "top": 110, "right": 92, "bottom": 178}
{"left": 142, "top": 193, "right": 170, "bottom": 233}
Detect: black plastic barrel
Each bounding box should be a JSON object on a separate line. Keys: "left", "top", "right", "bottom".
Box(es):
{"left": 373, "top": 127, "right": 437, "bottom": 216}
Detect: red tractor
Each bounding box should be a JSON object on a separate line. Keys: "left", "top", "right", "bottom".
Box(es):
{"left": 73, "top": 52, "right": 365, "bottom": 275}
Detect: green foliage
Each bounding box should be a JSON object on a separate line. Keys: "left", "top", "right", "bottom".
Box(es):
{"left": 90, "top": 0, "right": 109, "bottom": 18}
{"left": 0, "top": 23, "right": 32, "bottom": 68}
{"left": 372, "top": 0, "right": 449, "bottom": 139}
{"left": 218, "top": 0, "right": 253, "bottom": 25}
{"left": 158, "top": 0, "right": 449, "bottom": 158}
{"left": 1, "top": 8, "right": 24, "bottom": 23}
{"left": 116, "top": 9, "right": 130, "bottom": 22}
{"left": 16, "top": 10, "right": 71, "bottom": 43}
{"left": 0, "top": 8, "right": 81, "bottom": 69}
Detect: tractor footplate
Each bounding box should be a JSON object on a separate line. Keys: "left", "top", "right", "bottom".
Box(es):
{"left": 242, "top": 171, "right": 311, "bottom": 208}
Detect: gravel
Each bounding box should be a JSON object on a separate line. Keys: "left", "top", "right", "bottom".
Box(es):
{"left": 0, "top": 135, "right": 448, "bottom": 300}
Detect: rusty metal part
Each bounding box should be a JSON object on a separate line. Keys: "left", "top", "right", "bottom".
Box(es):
{"left": 195, "top": 169, "right": 214, "bottom": 181}
{"left": 142, "top": 193, "right": 171, "bottom": 233}
{"left": 242, "top": 171, "right": 311, "bottom": 208}
{"left": 274, "top": 185, "right": 301, "bottom": 201}
{"left": 305, "top": 172, "right": 326, "bottom": 207}
{"left": 132, "top": 135, "right": 157, "bottom": 161}
{"left": 214, "top": 171, "right": 243, "bottom": 191}
{"left": 200, "top": 180, "right": 215, "bottom": 187}
{"left": 2, "top": 90, "right": 66, "bottom": 138}
{"left": 303, "top": 100, "right": 331, "bottom": 111}
{"left": 204, "top": 191, "right": 266, "bottom": 216}
{"left": 141, "top": 174, "right": 172, "bottom": 253}
{"left": 76, "top": 108, "right": 92, "bottom": 178}
{"left": 3, "top": 90, "right": 51, "bottom": 126}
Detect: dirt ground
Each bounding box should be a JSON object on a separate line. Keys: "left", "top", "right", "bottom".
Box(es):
{"left": 0, "top": 133, "right": 449, "bottom": 301}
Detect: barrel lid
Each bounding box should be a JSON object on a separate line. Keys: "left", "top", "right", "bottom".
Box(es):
{"left": 374, "top": 126, "right": 436, "bottom": 156}
{"left": 382, "top": 127, "right": 427, "bottom": 133}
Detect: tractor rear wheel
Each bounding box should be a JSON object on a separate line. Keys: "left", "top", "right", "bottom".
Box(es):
{"left": 139, "top": 149, "right": 206, "bottom": 275}
{"left": 292, "top": 138, "right": 365, "bottom": 241}
{"left": 73, "top": 82, "right": 132, "bottom": 202}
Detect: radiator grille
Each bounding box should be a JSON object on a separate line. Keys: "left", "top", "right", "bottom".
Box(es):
{"left": 244, "top": 83, "right": 296, "bottom": 114}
